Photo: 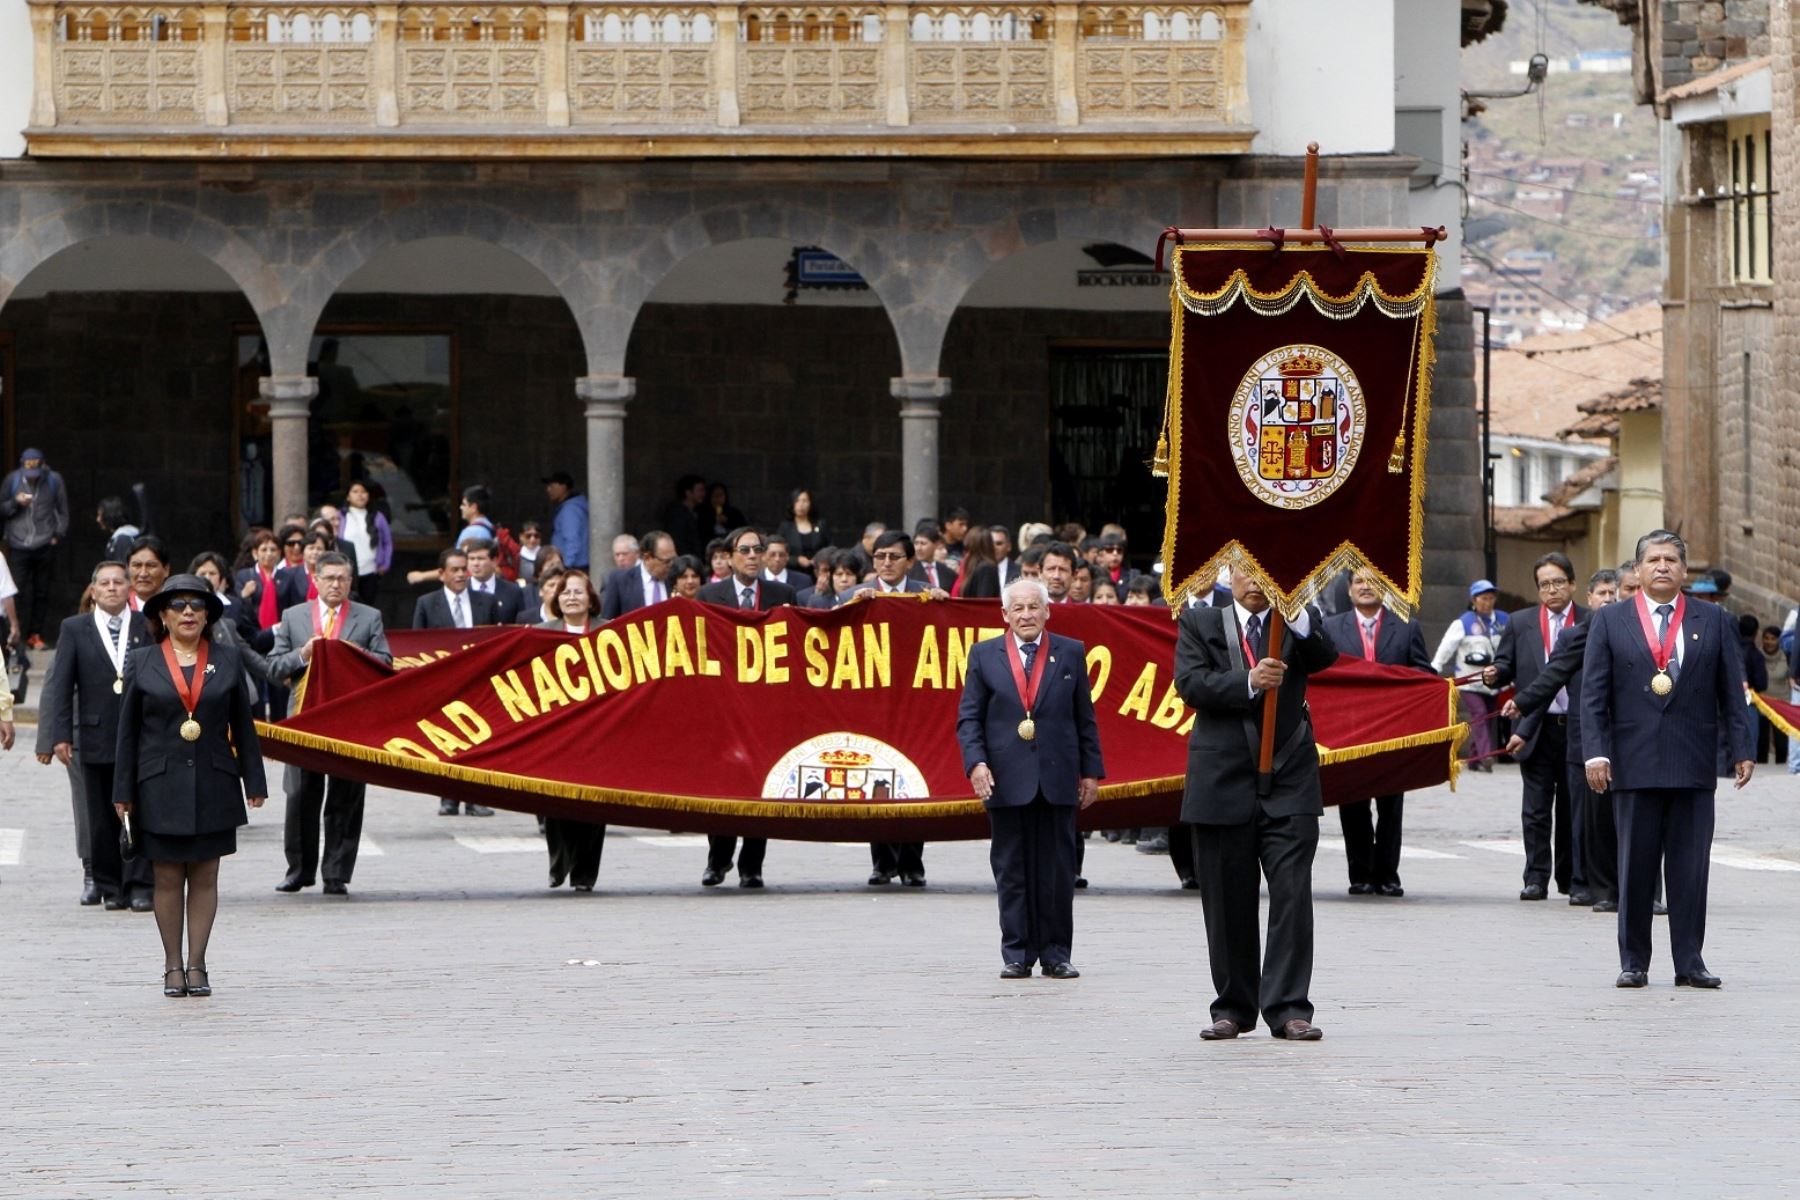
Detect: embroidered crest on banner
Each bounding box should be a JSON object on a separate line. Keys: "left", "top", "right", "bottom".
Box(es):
{"left": 1227, "top": 343, "right": 1367, "bottom": 510}
{"left": 762, "top": 732, "right": 930, "bottom": 801}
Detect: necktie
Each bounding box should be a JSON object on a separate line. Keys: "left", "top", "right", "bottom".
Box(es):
{"left": 1361, "top": 617, "right": 1377, "bottom": 662}
{"left": 454, "top": 592, "right": 467, "bottom": 628}
{"left": 1657, "top": 603, "right": 1677, "bottom": 680}
{"left": 107, "top": 615, "right": 122, "bottom": 649}
{"left": 653, "top": 578, "right": 665, "bottom": 603}
{"left": 740, "top": 585, "right": 755, "bottom": 610}
{"left": 1021, "top": 640, "right": 1038, "bottom": 681}
{"left": 1247, "top": 613, "right": 1265, "bottom": 662}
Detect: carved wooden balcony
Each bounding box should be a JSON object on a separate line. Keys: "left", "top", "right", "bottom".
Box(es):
{"left": 26, "top": 0, "right": 1254, "bottom": 157}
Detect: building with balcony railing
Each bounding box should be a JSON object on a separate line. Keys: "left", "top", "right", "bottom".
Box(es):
{"left": 0, "top": 0, "right": 1482, "bottom": 627}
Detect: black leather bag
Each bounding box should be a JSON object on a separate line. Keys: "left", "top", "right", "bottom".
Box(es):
{"left": 119, "top": 813, "right": 137, "bottom": 862}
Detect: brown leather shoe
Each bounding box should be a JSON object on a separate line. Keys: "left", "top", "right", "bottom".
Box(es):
{"left": 1199, "top": 1019, "right": 1241, "bottom": 1041}
{"left": 1273, "top": 1019, "right": 1323, "bottom": 1040}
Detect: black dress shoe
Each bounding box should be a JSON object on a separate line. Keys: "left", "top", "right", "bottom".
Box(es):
{"left": 1073, "top": 876, "right": 1088, "bottom": 889}
{"left": 1348, "top": 882, "right": 1375, "bottom": 896}
{"left": 739, "top": 874, "right": 764, "bottom": 889}
{"left": 323, "top": 881, "right": 348, "bottom": 895}
{"left": 275, "top": 878, "right": 304, "bottom": 893}
{"left": 80, "top": 873, "right": 101, "bottom": 906}
{"left": 572, "top": 881, "right": 595, "bottom": 893}
{"left": 999, "top": 962, "right": 1032, "bottom": 979}
{"left": 1569, "top": 890, "right": 1596, "bottom": 906}
{"left": 1675, "top": 971, "right": 1722, "bottom": 989}
{"left": 103, "top": 895, "right": 128, "bottom": 911}
{"left": 701, "top": 869, "right": 724, "bottom": 887}
{"left": 1592, "top": 897, "right": 1618, "bottom": 913}
{"left": 1520, "top": 882, "right": 1548, "bottom": 901}
{"left": 901, "top": 873, "right": 926, "bottom": 888}
{"left": 1376, "top": 882, "right": 1405, "bottom": 898}
{"left": 184, "top": 967, "right": 211, "bottom": 998}
{"left": 129, "top": 894, "right": 153, "bottom": 913}
{"left": 1199, "top": 1018, "right": 1241, "bottom": 1041}
{"left": 1616, "top": 970, "right": 1649, "bottom": 988}
{"left": 548, "top": 871, "right": 566, "bottom": 888}
{"left": 1273, "top": 1019, "right": 1324, "bottom": 1041}
{"left": 438, "top": 800, "right": 459, "bottom": 816}
{"left": 867, "top": 871, "right": 892, "bottom": 886}
{"left": 1043, "top": 962, "right": 1080, "bottom": 979}
{"left": 464, "top": 804, "right": 495, "bottom": 817}
{"left": 163, "top": 968, "right": 188, "bottom": 998}
{"left": 1179, "top": 875, "right": 1199, "bottom": 890}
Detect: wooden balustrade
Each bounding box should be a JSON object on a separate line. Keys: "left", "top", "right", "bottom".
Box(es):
{"left": 26, "top": 0, "right": 1253, "bottom": 155}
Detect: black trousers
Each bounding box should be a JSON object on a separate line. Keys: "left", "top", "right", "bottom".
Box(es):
{"left": 544, "top": 818, "right": 606, "bottom": 888}
{"left": 1755, "top": 711, "right": 1790, "bottom": 764}
{"left": 82, "top": 761, "right": 150, "bottom": 900}
{"left": 1191, "top": 813, "right": 1318, "bottom": 1031}
{"left": 1568, "top": 762, "right": 1616, "bottom": 902}
{"left": 1168, "top": 821, "right": 1197, "bottom": 884}
{"left": 16, "top": 543, "right": 55, "bottom": 641}
{"left": 1519, "top": 720, "right": 1573, "bottom": 891}
{"left": 707, "top": 835, "right": 766, "bottom": 877}
{"left": 987, "top": 797, "right": 1078, "bottom": 967}
{"left": 282, "top": 769, "right": 367, "bottom": 885}
{"left": 869, "top": 842, "right": 924, "bottom": 878}
{"left": 1615, "top": 789, "right": 1713, "bottom": 976}
{"left": 1337, "top": 795, "right": 1403, "bottom": 887}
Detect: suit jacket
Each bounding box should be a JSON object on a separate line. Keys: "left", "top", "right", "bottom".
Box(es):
{"left": 1173, "top": 603, "right": 1336, "bottom": 824}
{"left": 602, "top": 565, "right": 675, "bottom": 621}
{"left": 907, "top": 560, "right": 952, "bottom": 591}
{"left": 113, "top": 640, "right": 269, "bottom": 837}
{"left": 695, "top": 577, "right": 798, "bottom": 611}
{"left": 1491, "top": 603, "right": 1585, "bottom": 761}
{"left": 1322, "top": 608, "right": 1433, "bottom": 671}
{"left": 412, "top": 587, "right": 499, "bottom": 630}
{"left": 44, "top": 609, "right": 151, "bottom": 762}
{"left": 763, "top": 568, "right": 805, "bottom": 590}
{"left": 470, "top": 577, "right": 528, "bottom": 625}
{"left": 1581, "top": 595, "right": 1754, "bottom": 791}
{"left": 957, "top": 562, "right": 1001, "bottom": 599}
{"left": 956, "top": 632, "right": 1104, "bottom": 808}
{"left": 1513, "top": 619, "right": 1590, "bottom": 766}
{"left": 266, "top": 599, "right": 393, "bottom": 686}
{"left": 234, "top": 566, "right": 309, "bottom": 651}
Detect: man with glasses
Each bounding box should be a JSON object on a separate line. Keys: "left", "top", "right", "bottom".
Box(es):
{"left": 841, "top": 530, "right": 948, "bottom": 603}
{"left": 603, "top": 530, "right": 679, "bottom": 619}
{"left": 695, "top": 527, "right": 797, "bottom": 888}
{"left": 267, "top": 552, "right": 393, "bottom": 895}
{"left": 1485, "top": 552, "right": 1585, "bottom": 902}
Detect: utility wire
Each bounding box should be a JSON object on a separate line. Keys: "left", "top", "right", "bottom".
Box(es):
{"left": 1470, "top": 193, "right": 1662, "bottom": 240}
{"left": 1467, "top": 246, "right": 1661, "bottom": 359}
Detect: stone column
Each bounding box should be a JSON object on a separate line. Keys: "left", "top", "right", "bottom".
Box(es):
{"left": 893, "top": 375, "right": 949, "bottom": 528}
{"left": 261, "top": 376, "right": 318, "bottom": 527}
{"left": 577, "top": 375, "right": 635, "bottom": 571}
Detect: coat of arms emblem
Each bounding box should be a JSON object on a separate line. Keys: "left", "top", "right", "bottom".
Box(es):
{"left": 1227, "top": 343, "right": 1367, "bottom": 509}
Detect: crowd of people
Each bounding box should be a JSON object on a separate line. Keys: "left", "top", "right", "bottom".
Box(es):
{"left": 5, "top": 450, "right": 1790, "bottom": 1017}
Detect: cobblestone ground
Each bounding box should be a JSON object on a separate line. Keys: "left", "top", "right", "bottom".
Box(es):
{"left": 3, "top": 747, "right": 1798, "bottom": 1197}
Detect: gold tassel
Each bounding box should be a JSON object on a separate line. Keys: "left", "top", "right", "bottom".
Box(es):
{"left": 1387, "top": 431, "right": 1406, "bottom": 474}
{"left": 1151, "top": 429, "right": 1170, "bottom": 479}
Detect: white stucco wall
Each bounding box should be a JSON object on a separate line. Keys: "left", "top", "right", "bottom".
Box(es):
{"left": 1246, "top": 0, "right": 1395, "bottom": 157}
{"left": 1394, "top": 0, "right": 1463, "bottom": 285}
{"left": 0, "top": 2, "right": 33, "bottom": 158}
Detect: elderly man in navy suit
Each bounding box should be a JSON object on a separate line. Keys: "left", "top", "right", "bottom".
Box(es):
{"left": 1583, "top": 530, "right": 1754, "bottom": 990}
{"left": 957, "top": 577, "right": 1104, "bottom": 979}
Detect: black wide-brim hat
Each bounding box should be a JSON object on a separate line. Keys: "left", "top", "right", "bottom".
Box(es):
{"left": 144, "top": 574, "right": 225, "bottom": 624}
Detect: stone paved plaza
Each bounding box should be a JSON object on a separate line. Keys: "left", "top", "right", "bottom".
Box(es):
{"left": 4, "top": 749, "right": 1799, "bottom": 1197}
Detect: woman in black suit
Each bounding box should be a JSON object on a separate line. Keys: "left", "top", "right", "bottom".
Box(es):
{"left": 775, "top": 488, "right": 827, "bottom": 572}
{"left": 114, "top": 575, "right": 268, "bottom": 999}
{"left": 952, "top": 527, "right": 1000, "bottom": 599}
{"left": 535, "top": 570, "right": 606, "bottom": 891}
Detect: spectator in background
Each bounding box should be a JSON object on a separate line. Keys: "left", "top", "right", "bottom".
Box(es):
{"left": 1070, "top": 563, "right": 1097, "bottom": 604}
{"left": 464, "top": 538, "right": 530, "bottom": 624}
{"left": 544, "top": 471, "right": 590, "bottom": 570}
{"left": 1091, "top": 578, "right": 1121, "bottom": 606}
{"left": 602, "top": 530, "right": 677, "bottom": 620}
{"left": 516, "top": 521, "right": 545, "bottom": 586}
{"left": 97, "top": 496, "right": 141, "bottom": 565}
{"left": 662, "top": 474, "right": 708, "bottom": 558}
{"left": 1758, "top": 624, "right": 1789, "bottom": 766}
{"left": 2, "top": 448, "right": 70, "bottom": 649}
{"left": 795, "top": 549, "right": 835, "bottom": 608}
{"left": 336, "top": 480, "right": 391, "bottom": 607}
{"left": 706, "top": 539, "right": 732, "bottom": 583}
{"left": 824, "top": 551, "right": 864, "bottom": 607}
{"left": 1018, "top": 545, "right": 1045, "bottom": 579}
{"left": 1097, "top": 532, "right": 1138, "bottom": 589}
{"left": 1123, "top": 576, "right": 1161, "bottom": 606}
{"left": 1018, "top": 522, "right": 1054, "bottom": 552}
{"left": 1039, "top": 542, "right": 1078, "bottom": 604}
{"left": 762, "top": 534, "right": 804, "bottom": 589}
{"left": 611, "top": 534, "right": 641, "bottom": 572}
{"left": 953, "top": 527, "right": 1000, "bottom": 599}
{"left": 991, "top": 526, "right": 1018, "bottom": 590}
{"left": 776, "top": 489, "right": 827, "bottom": 573}
{"left": 860, "top": 523, "right": 887, "bottom": 560}
{"left": 1055, "top": 522, "right": 1087, "bottom": 549}
{"left": 669, "top": 555, "right": 706, "bottom": 600}
{"left": 532, "top": 566, "right": 566, "bottom": 623}
{"left": 704, "top": 482, "right": 747, "bottom": 542}
{"left": 1432, "top": 580, "right": 1508, "bottom": 774}
{"left": 909, "top": 521, "right": 950, "bottom": 591}
{"left": 939, "top": 508, "right": 971, "bottom": 569}
{"left": 454, "top": 485, "right": 498, "bottom": 548}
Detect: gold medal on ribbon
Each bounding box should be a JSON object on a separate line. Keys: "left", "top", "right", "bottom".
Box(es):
{"left": 1650, "top": 670, "right": 1673, "bottom": 697}
{"left": 113, "top": 678, "right": 124, "bottom": 695}
{"left": 1017, "top": 718, "right": 1036, "bottom": 742}
{"left": 180, "top": 718, "right": 202, "bottom": 741}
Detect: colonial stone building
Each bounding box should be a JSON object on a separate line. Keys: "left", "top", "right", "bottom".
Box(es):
{"left": 0, "top": 0, "right": 1482, "bottom": 627}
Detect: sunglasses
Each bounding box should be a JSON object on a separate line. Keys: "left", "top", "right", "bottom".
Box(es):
{"left": 163, "top": 597, "right": 209, "bottom": 614}
{"left": 283, "top": 539, "right": 304, "bottom": 547}
{"left": 735, "top": 544, "right": 765, "bottom": 555}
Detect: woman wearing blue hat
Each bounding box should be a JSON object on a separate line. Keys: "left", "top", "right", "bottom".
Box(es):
{"left": 1431, "top": 579, "right": 1511, "bottom": 771}
{"left": 114, "top": 575, "right": 268, "bottom": 998}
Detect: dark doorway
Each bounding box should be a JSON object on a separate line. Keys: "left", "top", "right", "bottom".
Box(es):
{"left": 1048, "top": 343, "right": 1168, "bottom": 556}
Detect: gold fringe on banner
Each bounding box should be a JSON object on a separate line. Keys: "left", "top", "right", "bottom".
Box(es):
{"left": 1752, "top": 692, "right": 1800, "bottom": 743}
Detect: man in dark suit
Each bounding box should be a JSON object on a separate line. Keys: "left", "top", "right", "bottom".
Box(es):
{"left": 1584, "top": 530, "right": 1754, "bottom": 989}
{"left": 1505, "top": 568, "right": 1622, "bottom": 911}
{"left": 907, "top": 520, "right": 951, "bottom": 591}
{"left": 414, "top": 547, "right": 497, "bottom": 815}
{"left": 990, "top": 525, "right": 1018, "bottom": 591}
{"left": 841, "top": 530, "right": 943, "bottom": 883}
{"left": 1322, "top": 567, "right": 1433, "bottom": 897}
{"left": 761, "top": 534, "right": 805, "bottom": 590}
{"left": 1175, "top": 567, "right": 1336, "bottom": 1040}
{"left": 602, "top": 530, "right": 677, "bottom": 620}
{"left": 695, "top": 526, "right": 797, "bottom": 887}
{"left": 42, "top": 560, "right": 153, "bottom": 911}
{"left": 464, "top": 537, "right": 529, "bottom": 624}
{"left": 1485, "top": 552, "right": 1585, "bottom": 901}
{"left": 957, "top": 576, "right": 1103, "bottom": 977}
{"left": 267, "top": 552, "right": 393, "bottom": 895}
